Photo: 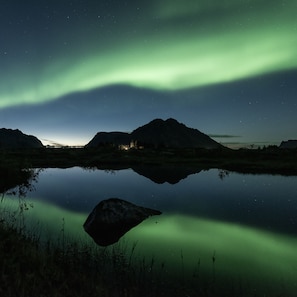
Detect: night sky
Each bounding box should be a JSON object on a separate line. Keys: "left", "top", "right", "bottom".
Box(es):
{"left": 1, "top": 0, "right": 296, "bottom": 147}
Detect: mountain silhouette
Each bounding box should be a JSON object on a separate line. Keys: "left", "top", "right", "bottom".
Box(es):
{"left": 86, "top": 118, "right": 223, "bottom": 149}
{"left": 85, "top": 131, "right": 130, "bottom": 147}
{"left": 279, "top": 140, "right": 297, "bottom": 149}
{"left": 0, "top": 128, "right": 44, "bottom": 149}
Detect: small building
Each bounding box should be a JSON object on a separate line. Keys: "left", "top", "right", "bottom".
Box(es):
{"left": 118, "top": 144, "right": 130, "bottom": 150}
{"left": 119, "top": 140, "right": 143, "bottom": 150}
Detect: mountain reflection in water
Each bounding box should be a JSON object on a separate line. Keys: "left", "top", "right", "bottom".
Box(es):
{"left": 1, "top": 165, "right": 297, "bottom": 296}
{"left": 131, "top": 164, "right": 202, "bottom": 184}
{"left": 2, "top": 166, "right": 297, "bottom": 237}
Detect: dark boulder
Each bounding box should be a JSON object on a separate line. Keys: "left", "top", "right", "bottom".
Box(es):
{"left": 83, "top": 198, "right": 161, "bottom": 246}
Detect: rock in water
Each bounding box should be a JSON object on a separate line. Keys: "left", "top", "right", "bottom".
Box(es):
{"left": 83, "top": 198, "right": 161, "bottom": 246}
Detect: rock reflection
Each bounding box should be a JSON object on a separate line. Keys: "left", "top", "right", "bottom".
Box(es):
{"left": 83, "top": 198, "right": 161, "bottom": 246}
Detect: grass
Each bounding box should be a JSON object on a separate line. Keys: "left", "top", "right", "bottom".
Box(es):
{"left": 0, "top": 217, "right": 126, "bottom": 296}
{"left": 1, "top": 207, "right": 293, "bottom": 297}
{"left": 1, "top": 146, "right": 297, "bottom": 175}
{"left": 0, "top": 214, "right": 193, "bottom": 297}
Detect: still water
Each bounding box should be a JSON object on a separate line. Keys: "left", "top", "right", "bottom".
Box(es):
{"left": 2, "top": 166, "right": 297, "bottom": 295}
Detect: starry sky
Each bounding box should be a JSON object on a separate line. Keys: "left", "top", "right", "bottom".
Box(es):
{"left": 0, "top": 0, "right": 296, "bottom": 147}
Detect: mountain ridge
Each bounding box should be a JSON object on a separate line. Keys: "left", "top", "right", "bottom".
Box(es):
{"left": 86, "top": 118, "right": 223, "bottom": 149}
{"left": 0, "top": 128, "right": 44, "bottom": 149}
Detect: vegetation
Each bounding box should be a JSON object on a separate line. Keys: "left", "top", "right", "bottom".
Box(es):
{"left": 1, "top": 212, "right": 292, "bottom": 297}
{"left": 0, "top": 216, "right": 220, "bottom": 297}
{"left": 0, "top": 218, "right": 114, "bottom": 297}
{"left": 0, "top": 151, "right": 36, "bottom": 195}
{"left": 1, "top": 146, "right": 297, "bottom": 175}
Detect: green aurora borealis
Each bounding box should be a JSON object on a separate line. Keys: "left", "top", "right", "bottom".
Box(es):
{"left": 1, "top": 0, "right": 297, "bottom": 145}
{"left": 1, "top": 0, "right": 297, "bottom": 108}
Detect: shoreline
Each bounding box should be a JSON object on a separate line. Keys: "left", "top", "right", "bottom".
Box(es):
{"left": 1, "top": 147, "right": 297, "bottom": 176}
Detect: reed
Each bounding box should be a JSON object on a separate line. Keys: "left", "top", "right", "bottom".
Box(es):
{"left": 0, "top": 208, "right": 291, "bottom": 297}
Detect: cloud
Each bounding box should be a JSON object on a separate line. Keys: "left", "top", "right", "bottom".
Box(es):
{"left": 208, "top": 134, "right": 241, "bottom": 138}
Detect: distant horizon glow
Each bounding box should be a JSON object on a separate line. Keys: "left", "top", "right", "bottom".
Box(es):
{"left": 39, "top": 134, "right": 281, "bottom": 149}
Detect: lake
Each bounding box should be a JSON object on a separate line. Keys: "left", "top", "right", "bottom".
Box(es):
{"left": 2, "top": 166, "right": 297, "bottom": 296}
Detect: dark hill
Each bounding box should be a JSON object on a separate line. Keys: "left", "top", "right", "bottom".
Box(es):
{"left": 0, "top": 128, "right": 44, "bottom": 149}
{"left": 86, "top": 118, "right": 223, "bottom": 149}
{"left": 85, "top": 132, "right": 130, "bottom": 148}
{"left": 131, "top": 118, "right": 222, "bottom": 149}
{"left": 279, "top": 140, "right": 297, "bottom": 149}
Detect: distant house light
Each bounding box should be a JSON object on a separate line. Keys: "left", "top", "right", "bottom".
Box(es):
{"left": 118, "top": 140, "right": 142, "bottom": 150}
{"left": 119, "top": 144, "right": 130, "bottom": 150}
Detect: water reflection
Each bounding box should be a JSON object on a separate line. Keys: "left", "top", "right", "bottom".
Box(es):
{"left": 127, "top": 214, "right": 297, "bottom": 294}
{"left": 0, "top": 168, "right": 40, "bottom": 198}
{"left": 0, "top": 168, "right": 41, "bottom": 228}
{"left": 131, "top": 164, "right": 202, "bottom": 184}
{"left": 2, "top": 166, "right": 297, "bottom": 238}
{"left": 84, "top": 198, "right": 161, "bottom": 246}
{"left": 2, "top": 197, "right": 297, "bottom": 295}
{"left": 18, "top": 166, "right": 297, "bottom": 237}
{"left": 1, "top": 165, "right": 297, "bottom": 296}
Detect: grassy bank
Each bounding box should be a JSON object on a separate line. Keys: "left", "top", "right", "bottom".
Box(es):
{"left": 0, "top": 219, "right": 105, "bottom": 297}
{"left": 1, "top": 146, "right": 297, "bottom": 175}
{"left": 0, "top": 217, "right": 200, "bottom": 297}
{"left": 1, "top": 213, "right": 293, "bottom": 297}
